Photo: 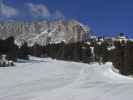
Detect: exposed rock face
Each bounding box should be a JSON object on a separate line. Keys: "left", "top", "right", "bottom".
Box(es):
{"left": 0, "top": 20, "right": 92, "bottom": 46}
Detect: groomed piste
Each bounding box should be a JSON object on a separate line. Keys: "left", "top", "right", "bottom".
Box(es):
{"left": 0, "top": 56, "right": 133, "bottom": 100}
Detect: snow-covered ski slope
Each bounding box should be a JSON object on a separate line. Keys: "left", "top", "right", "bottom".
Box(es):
{"left": 0, "top": 57, "right": 133, "bottom": 100}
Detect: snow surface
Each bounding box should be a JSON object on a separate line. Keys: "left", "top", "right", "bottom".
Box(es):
{"left": 0, "top": 57, "right": 133, "bottom": 100}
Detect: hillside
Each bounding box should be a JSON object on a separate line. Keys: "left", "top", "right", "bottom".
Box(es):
{"left": 0, "top": 57, "right": 133, "bottom": 100}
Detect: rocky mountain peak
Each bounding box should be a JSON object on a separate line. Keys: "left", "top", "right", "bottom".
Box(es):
{"left": 0, "top": 19, "right": 92, "bottom": 46}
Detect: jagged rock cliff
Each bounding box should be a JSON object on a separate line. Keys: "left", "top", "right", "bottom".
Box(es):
{"left": 0, "top": 20, "right": 92, "bottom": 46}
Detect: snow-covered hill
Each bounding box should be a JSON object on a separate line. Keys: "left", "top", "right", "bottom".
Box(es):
{"left": 0, "top": 20, "right": 92, "bottom": 46}
{"left": 0, "top": 57, "right": 133, "bottom": 100}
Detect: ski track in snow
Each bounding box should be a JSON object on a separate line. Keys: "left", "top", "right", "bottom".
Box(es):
{"left": 0, "top": 57, "right": 133, "bottom": 100}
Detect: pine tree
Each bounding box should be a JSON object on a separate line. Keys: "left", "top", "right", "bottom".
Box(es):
{"left": 18, "top": 42, "right": 29, "bottom": 60}
{"left": 6, "top": 37, "right": 18, "bottom": 61}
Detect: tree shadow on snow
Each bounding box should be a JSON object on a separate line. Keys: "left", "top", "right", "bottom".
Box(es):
{"left": 17, "top": 59, "right": 48, "bottom": 64}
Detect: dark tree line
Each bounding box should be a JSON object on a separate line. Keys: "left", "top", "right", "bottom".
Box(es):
{"left": 0, "top": 36, "right": 114, "bottom": 64}
{"left": 2, "top": 36, "right": 133, "bottom": 75}
{"left": 29, "top": 40, "right": 133, "bottom": 75}
{"left": 30, "top": 42, "right": 93, "bottom": 63}
{"left": 29, "top": 41, "right": 111, "bottom": 64}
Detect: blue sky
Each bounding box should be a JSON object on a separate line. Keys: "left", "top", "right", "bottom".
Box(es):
{"left": 0, "top": 0, "right": 133, "bottom": 37}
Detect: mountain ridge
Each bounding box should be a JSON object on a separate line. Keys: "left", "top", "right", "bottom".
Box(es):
{"left": 0, "top": 19, "right": 92, "bottom": 46}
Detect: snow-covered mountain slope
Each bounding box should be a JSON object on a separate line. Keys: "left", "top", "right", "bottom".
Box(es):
{"left": 0, "top": 20, "right": 92, "bottom": 46}
{"left": 0, "top": 57, "right": 133, "bottom": 100}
